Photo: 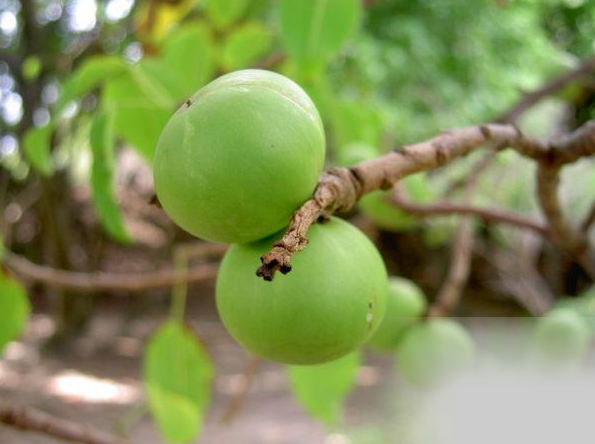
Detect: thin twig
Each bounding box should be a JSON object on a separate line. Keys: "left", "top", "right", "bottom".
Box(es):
{"left": 475, "top": 236, "right": 554, "bottom": 316}
{"left": 536, "top": 164, "right": 595, "bottom": 279}
{"left": 426, "top": 217, "right": 475, "bottom": 318}
{"left": 220, "top": 355, "right": 261, "bottom": 424}
{"left": 257, "top": 120, "right": 595, "bottom": 280}
{"left": 391, "top": 187, "right": 548, "bottom": 236}
{"left": 3, "top": 251, "right": 220, "bottom": 292}
{"left": 581, "top": 199, "right": 595, "bottom": 232}
{"left": 0, "top": 404, "right": 129, "bottom": 444}
{"left": 498, "top": 57, "right": 595, "bottom": 124}
{"left": 425, "top": 160, "right": 482, "bottom": 318}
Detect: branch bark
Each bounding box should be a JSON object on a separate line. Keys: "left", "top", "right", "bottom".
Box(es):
{"left": 391, "top": 187, "right": 548, "bottom": 236}
{"left": 257, "top": 121, "right": 595, "bottom": 280}
{"left": 3, "top": 251, "right": 220, "bottom": 292}
{"left": 426, "top": 216, "right": 475, "bottom": 318}
{"left": 498, "top": 57, "right": 595, "bottom": 124}
{"left": 536, "top": 164, "right": 595, "bottom": 279}
{"left": 0, "top": 404, "right": 128, "bottom": 444}
{"left": 582, "top": 199, "right": 595, "bottom": 232}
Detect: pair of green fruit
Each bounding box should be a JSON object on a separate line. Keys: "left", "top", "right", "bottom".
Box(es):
{"left": 369, "top": 279, "right": 475, "bottom": 386}
{"left": 154, "top": 69, "right": 477, "bottom": 378}
{"left": 154, "top": 70, "right": 388, "bottom": 364}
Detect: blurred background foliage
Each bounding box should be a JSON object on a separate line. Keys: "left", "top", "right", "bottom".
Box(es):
{"left": 1, "top": 0, "right": 595, "bottom": 442}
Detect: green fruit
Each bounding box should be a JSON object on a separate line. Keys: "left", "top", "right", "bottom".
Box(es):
{"left": 154, "top": 69, "right": 325, "bottom": 243}
{"left": 336, "top": 142, "right": 433, "bottom": 231}
{"left": 216, "top": 217, "right": 388, "bottom": 364}
{"left": 368, "top": 277, "right": 427, "bottom": 352}
{"left": 532, "top": 308, "right": 592, "bottom": 364}
{"left": 397, "top": 319, "right": 475, "bottom": 386}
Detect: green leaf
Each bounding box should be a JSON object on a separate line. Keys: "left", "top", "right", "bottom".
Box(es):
{"left": 279, "top": 0, "right": 362, "bottom": 64}
{"left": 331, "top": 99, "right": 384, "bottom": 148}
{"left": 56, "top": 56, "right": 127, "bottom": 114}
{"left": 103, "top": 71, "right": 172, "bottom": 160}
{"left": 0, "top": 272, "right": 30, "bottom": 356}
{"left": 205, "top": 0, "right": 249, "bottom": 30}
{"left": 131, "top": 60, "right": 181, "bottom": 107}
{"left": 89, "top": 110, "right": 131, "bottom": 244}
{"left": 146, "top": 384, "right": 203, "bottom": 443}
{"left": 22, "top": 124, "right": 54, "bottom": 176}
{"left": 288, "top": 350, "right": 360, "bottom": 425}
{"left": 162, "top": 22, "right": 216, "bottom": 98}
{"left": 22, "top": 56, "right": 42, "bottom": 81}
{"left": 221, "top": 22, "right": 273, "bottom": 71}
{"left": 144, "top": 321, "right": 214, "bottom": 443}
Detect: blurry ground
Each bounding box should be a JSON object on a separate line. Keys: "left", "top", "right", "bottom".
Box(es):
{"left": 0, "top": 288, "right": 398, "bottom": 444}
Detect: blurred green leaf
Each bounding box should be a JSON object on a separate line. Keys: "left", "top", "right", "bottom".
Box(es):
{"left": 144, "top": 321, "right": 214, "bottom": 443}
{"left": 89, "top": 110, "right": 130, "bottom": 244}
{"left": 331, "top": 99, "right": 384, "bottom": 150}
{"left": 205, "top": 0, "right": 249, "bottom": 30}
{"left": 0, "top": 272, "right": 30, "bottom": 356}
{"left": 57, "top": 56, "right": 127, "bottom": 114}
{"left": 288, "top": 351, "right": 360, "bottom": 425}
{"left": 162, "top": 22, "right": 216, "bottom": 98}
{"left": 221, "top": 22, "right": 273, "bottom": 71}
{"left": 103, "top": 71, "right": 172, "bottom": 160}
{"left": 146, "top": 384, "right": 203, "bottom": 443}
{"left": 279, "top": 0, "right": 362, "bottom": 65}
{"left": 22, "top": 56, "right": 42, "bottom": 81}
{"left": 22, "top": 124, "right": 54, "bottom": 176}
{"left": 131, "top": 60, "right": 180, "bottom": 108}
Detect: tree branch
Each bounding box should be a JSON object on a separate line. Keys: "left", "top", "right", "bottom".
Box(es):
{"left": 536, "top": 164, "right": 595, "bottom": 279}
{"left": 498, "top": 57, "right": 595, "bottom": 124}
{"left": 257, "top": 121, "right": 595, "bottom": 280}
{"left": 391, "top": 187, "right": 548, "bottom": 236}
{"left": 0, "top": 404, "right": 128, "bottom": 444}
{"left": 3, "top": 251, "right": 220, "bottom": 292}
{"left": 426, "top": 216, "right": 475, "bottom": 318}
{"left": 582, "top": 199, "right": 595, "bottom": 232}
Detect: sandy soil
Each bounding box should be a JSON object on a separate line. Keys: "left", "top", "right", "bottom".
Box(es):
{"left": 0, "top": 295, "right": 398, "bottom": 444}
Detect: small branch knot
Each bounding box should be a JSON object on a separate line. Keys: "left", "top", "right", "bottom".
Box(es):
{"left": 314, "top": 167, "right": 361, "bottom": 213}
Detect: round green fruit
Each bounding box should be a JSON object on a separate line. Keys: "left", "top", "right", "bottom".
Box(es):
{"left": 397, "top": 319, "right": 475, "bottom": 386}
{"left": 216, "top": 217, "right": 388, "bottom": 364}
{"left": 154, "top": 69, "right": 325, "bottom": 243}
{"left": 532, "top": 308, "right": 592, "bottom": 364}
{"left": 368, "top": 277, "right": 427, "bottom": 352}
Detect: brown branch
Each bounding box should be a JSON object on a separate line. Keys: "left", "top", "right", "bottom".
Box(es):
{"left": 582, "top": 199, "right": 595, "bottom": 232}
{"left": 475, "top": 236, "right": 554, "bottom": 316}
{"left": 391, "top": 187, "right": 548, "bottom": 236}
{"left": 220, "top": 355, "right": 261, "bottom": 424}
{"left": 258, "top": 120, "right": 595, "bottom": 280}
{"left": 425, "top": 156, "right": 483, "bottom": 318}
{"left": 498, "top": 57, "right": 595, "bottom": 124}
{"left": 426, "top": 216, "right": 475, "bottom": 318}
{"left": 3, "top": 251, "right": 219, "bottom": 292}
{"left": 536, "top": 164, "right": 595, "bottom": 279}
{"left": 256, "top": 123, "right": 561, "bottom": 280}
{"left": 0, "top": 404, "right": 128, "bottom": 444}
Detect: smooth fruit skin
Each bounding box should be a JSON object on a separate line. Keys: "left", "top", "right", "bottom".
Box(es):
{"left": 368, "top": 277, "right": 427, "bottom": 352}
{"left": 216, "top": 218, "right": 388, "bottom": 365}
{"left": 397, "top": 319, "right": 475, "bottom": 387}
{"left": 532, "top": 308, "right": 592, "bottom": 364}
{"left": 154, "top": 69, "right": 325, "bottom": 243}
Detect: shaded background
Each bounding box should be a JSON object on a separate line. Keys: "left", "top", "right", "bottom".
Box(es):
{"left": 1, "top": 0, "right": 595, "bottom": 442}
